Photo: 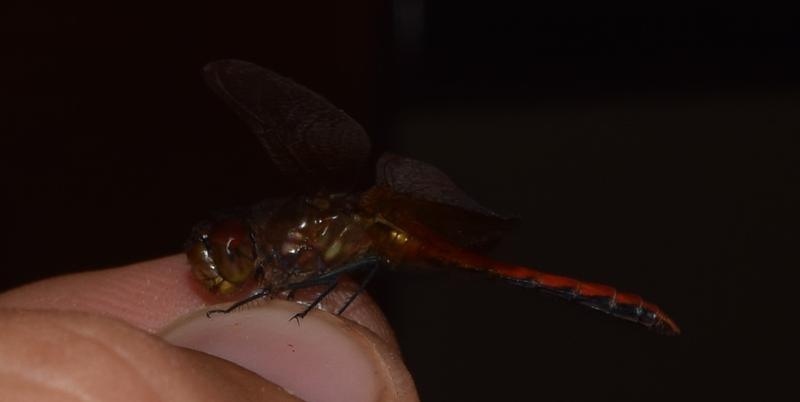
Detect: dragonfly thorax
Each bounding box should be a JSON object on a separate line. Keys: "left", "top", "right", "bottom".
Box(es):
{"left": 246, "top": 195, "right": 377, "bottom": 293}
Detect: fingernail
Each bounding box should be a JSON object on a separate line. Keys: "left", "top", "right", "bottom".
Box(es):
{"left": 159, "top": 300, "right": 417, "bottom": 402}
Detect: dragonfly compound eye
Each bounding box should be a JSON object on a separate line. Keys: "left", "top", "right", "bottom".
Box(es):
{"left": 187, "top": 220, "right": 256, "bottom": 294}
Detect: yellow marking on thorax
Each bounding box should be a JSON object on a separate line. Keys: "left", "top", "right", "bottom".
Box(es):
{"left": 324, "top": 239, "right": 343, "bottom": 261}
{"left": 389, "top": 230, "right": 409, "bottom": 246}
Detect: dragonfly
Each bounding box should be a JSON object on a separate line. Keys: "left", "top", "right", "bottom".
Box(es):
{"left": 186, "top": 59, "right": 680, "bottom": 335}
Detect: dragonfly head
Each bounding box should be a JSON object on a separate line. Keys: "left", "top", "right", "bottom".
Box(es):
{"left": 186, "top": 219, "right": 257, "bottom": 294}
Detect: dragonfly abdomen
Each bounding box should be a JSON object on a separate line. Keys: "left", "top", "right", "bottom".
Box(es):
{"left": 401, "top": 225, "right": 680, "bottom": 335}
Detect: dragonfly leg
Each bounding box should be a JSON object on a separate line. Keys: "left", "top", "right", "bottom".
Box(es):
{"left": 336, "top": 266, "right": 378, "bottom": 316}
{"left": 206, "top": 288, "right": 270, "bottom": 317}
{"left": 285, "top": 256, "right": 384, "bottom": 322}
{"left": 289, "top": 280, "right": 338, "bottom": 324}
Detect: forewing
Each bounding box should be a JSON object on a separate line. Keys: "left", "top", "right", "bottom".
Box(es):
{"left": 203, "top": 59, "right": 371, "bottom": 192}
{"left": 373, "top": 153, "right": 515, "bottom": 249}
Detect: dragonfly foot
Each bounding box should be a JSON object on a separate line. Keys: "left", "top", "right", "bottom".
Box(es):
{"left": 206, "top": 307, "right": 232, "bottom": 318}
{"left": 290, "top": 312, "right": 307, "bottom": 325}
{"left": 205, "top": 289, "right": 270, "bottom": 319}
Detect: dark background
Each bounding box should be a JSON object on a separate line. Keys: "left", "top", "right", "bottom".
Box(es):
{"left": 2, "top": 2, "right": 797, "bottom": 401}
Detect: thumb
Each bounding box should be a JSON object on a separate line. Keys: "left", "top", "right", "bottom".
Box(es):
{"left": 0, "top": 309, "right": 301, "bottom": 401}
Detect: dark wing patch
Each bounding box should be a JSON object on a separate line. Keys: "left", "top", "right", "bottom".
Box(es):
{"left": 373, "top": 153, "right": 515, "bottom": 249}
{"left": 376, "top": 153, "right": 506, "bottom": 218}
{"left": 203, "top": 60, "right": 371, "bottom": 192}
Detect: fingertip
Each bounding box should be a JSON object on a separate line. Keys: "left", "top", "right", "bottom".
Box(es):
{"left": 0, "top": 256, "right": 419, "bottom": 401}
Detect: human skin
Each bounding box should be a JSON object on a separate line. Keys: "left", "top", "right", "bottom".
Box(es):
{"left": 0, "top": 255, "right": 419, "bottom": 402}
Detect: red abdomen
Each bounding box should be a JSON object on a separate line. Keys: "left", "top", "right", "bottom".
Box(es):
{"left": 386, "top": 217, "right": 680, "bottom": 335}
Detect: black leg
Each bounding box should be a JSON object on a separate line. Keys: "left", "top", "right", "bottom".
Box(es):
{"left": 290, "top": 280, "right": 338, "bottom": 324}
{"left": 285, "top": 256, "right": 383, "bottom": 317}
{"left": 207, "top": 257, "right": 383, "bottom": 320}
{"left": 206, "top": 288, "right": 270, "bottom": 318}
{"left": 336, "top": 266, "right": 379, "bottom": 316}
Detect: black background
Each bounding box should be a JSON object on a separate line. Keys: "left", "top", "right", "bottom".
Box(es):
{"left": 2, "top": 2, "right": 797, "bottom": 401}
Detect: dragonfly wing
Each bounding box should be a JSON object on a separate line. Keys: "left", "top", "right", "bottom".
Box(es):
{"left": 203, "top": 59, "right": 371, "bottom": 192}
{"left": 376, "top": 153, "right": 506, "bottom": 218}
{"left": 372, "top": 153, "right": 515, "bottom": 249}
